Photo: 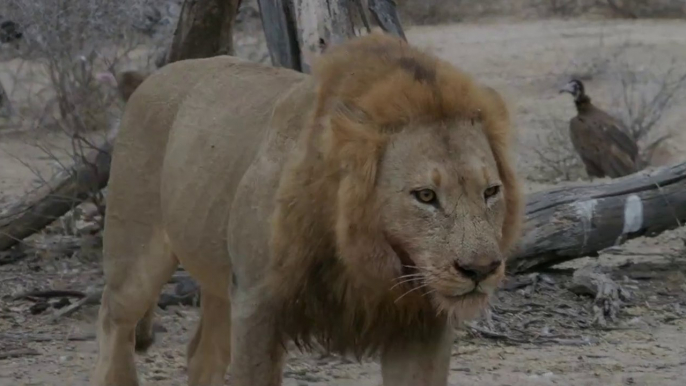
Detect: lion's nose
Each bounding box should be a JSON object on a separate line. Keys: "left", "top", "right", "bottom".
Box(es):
{"left": 453, "top": 259, "right": 502, "bottom": 282}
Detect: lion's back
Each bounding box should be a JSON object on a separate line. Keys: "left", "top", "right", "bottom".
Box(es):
{"left": 104, "top": 56, "right": 309, "bottom": 281}
{"left": 104, "top": 57, "right": 239, "bottom": 269}
{"left": 160, "top": 58, "right": 309, "bottom": 270}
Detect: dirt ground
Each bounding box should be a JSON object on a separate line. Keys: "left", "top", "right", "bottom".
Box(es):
{"left": 2, "top": 18, "right": 686, "bottom": 386}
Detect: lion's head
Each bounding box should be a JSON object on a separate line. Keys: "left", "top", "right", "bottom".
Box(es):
{"left": 269, "top": 32, "right": 523, "bottom": 353}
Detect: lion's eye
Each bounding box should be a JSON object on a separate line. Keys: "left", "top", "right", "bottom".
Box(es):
{"left": 413, "top": 189, "right": 437, "bottom": 204}
{"left": 484, "top": 185, "right": 501, "bottom": 200}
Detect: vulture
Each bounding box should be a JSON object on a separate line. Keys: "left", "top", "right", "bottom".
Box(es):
{"left": 559, "top": 79, "right": 640, "bottom": 179}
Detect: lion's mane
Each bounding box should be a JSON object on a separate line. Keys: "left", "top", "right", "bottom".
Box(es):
{"left": 266, "top": 32, "right": 523, "bottom": 357}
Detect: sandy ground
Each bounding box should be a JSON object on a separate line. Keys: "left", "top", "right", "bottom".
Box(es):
{"left": 2, "top": 18, "right": 686, "bottom": 386}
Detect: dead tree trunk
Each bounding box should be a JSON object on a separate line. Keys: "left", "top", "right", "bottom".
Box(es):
{"left": 291, "top": 0, "right": 355, "bottom": 71}
{"left": 258, "top": 0, "right": 406, "bottom": 72}
{"left": 256, "top": 0, "right": 304, "bottom": 71}
{"left": 367, "top": 0, "right": 406, "bottom": 40}
{"left": 508, "top": 162, "right": 686, "bottom": 273}
{"left": 164, "top": 0, "right": 242, "bottom": 65}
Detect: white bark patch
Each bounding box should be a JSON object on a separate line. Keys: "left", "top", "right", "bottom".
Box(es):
{"left": 622, "top": 194, "right": 643, "bottom": 234}
{"left": 573, "top": 199, "right": 597, "bottom": 251}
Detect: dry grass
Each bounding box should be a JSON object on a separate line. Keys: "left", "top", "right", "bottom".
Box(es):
{"left": 611, "top": 60, "right": 686, "bottom": 162}
{"left": 0, "top": 0, "right": 172, "bottom": 134}
{"left": 529, "top": 117, "right": 586, "bottom": 182}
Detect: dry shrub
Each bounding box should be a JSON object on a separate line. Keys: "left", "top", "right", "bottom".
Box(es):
{"left": 610, "top": 59, "right": 686, "bottom": 163}
{"left": 1, "top": 0, "right": 173, "bottom": 134}
{"left": 0, "top": 0, "right": 175, "bottom": 224}
{"left": 529, "top": 117, "right": 585, "bottom": 182}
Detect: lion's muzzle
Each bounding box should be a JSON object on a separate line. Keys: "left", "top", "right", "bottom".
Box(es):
{"left": 453, "top": 258, "right": 502, "bottom": 283}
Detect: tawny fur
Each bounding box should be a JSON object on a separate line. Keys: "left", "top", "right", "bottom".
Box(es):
{"left": 92, "top": 31, "right": 523, "bottom": 386}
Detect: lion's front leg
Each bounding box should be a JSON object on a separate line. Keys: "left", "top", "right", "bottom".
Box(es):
{"left": 230, "top": 290, "right": 285, "bottom": 386}
{"left": 380, "top": 323, "right": 453, "bottom": 386}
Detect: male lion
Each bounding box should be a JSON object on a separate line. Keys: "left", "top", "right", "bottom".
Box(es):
{"left": 92, "top": 32, "right": 523, "bottom": 386}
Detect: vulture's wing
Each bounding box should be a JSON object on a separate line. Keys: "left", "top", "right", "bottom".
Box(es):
{"left": 584, "top": 116, "right": 638, "bottom": 178}
{"left": 591, "top": 109, "right": 639, "bottom": 160}
{"left": 569, "top": 116, "right": 606, "bottom": 178}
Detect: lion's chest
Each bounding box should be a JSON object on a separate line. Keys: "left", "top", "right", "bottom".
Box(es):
{"left": 275, "top": 263, "right": 443, "bottom": 357}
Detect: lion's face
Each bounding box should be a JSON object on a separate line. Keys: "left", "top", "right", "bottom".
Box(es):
{"left": 375, "top": 120, "right": 506, "bottom": 315}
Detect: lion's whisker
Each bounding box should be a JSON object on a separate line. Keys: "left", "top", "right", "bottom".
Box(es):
{"left": 393, "top": 283, "right": 429, "bottom": 304}
{"left": 394, "top": 273, "right": 424, "bottom": 281}
{"left": 402, "top": 264, "right": 431, "bottom": 273}
{"left": 389, "top": 277, "right": 423, "bottom": 291}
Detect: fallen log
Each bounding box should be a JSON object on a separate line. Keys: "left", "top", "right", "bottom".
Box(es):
{"left": 508, "top": 162, "right": 686, "bottom": 273}
{"left": 0, "top": 137, "right": 112, "bottom": 252}
{"left": 3, "top": 153, "right": 685, "bottom": 275}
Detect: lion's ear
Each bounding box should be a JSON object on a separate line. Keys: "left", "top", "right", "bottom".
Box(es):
{"left": 324, "top": 101, "right": 380, "bottom": 174}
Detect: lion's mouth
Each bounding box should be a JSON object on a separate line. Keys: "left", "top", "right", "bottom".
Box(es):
{"left": 441, "top": 287, "right": 481, "bottom": 300}
{"left": 387, "top": 238, "right": 494, "bottom": 302}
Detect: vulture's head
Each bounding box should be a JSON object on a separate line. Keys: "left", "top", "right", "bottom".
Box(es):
{"left": 559, "top": 79, "right": 585, "bottom": 101}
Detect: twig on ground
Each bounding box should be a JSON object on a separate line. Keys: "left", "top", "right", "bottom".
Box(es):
{"left": 0, "top": 332, "right": 95, "bottom": 343}
{"left": 13, "top": 290, "right": 86, "bottom": 301}
{"left": 40, "top": 275, "right": 201, "bottom": 322}
{"left": 0, "top": 348, "right": 40, "bottom": 360}
{"left": 465, "top": 323, "right": 532, "bottom": 344}
{"left": 47, "top": 290, "right": 102, "bottom": 323}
